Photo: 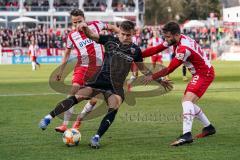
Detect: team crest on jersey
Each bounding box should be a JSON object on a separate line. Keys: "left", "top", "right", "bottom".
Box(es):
{"left": 176, "top": 53, "right": 185, "bottom": 60}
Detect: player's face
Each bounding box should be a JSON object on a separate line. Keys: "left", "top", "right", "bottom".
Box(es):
{"left": 71, "top": 16, "right": 85, "bottom": 28}
{"left": 153, "top": 30, "right": 158, "bottom": 37}
{"left": 163, "top": 31, "right": 179, "bottom": 45}
{"left": 118, "top": 28, "right": 134, "bottom": 45}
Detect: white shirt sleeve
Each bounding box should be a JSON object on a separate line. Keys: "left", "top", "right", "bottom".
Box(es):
{"left": 66, "top": 35, "right": 73, "bottom": 49}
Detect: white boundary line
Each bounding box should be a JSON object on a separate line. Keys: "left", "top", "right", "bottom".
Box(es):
{"left": 0, "top": 93, "right": 63, "bottom": 97}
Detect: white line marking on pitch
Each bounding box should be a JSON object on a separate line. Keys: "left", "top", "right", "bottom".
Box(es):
{"left": 0, "top": 93, "right": 64, "bottom": 97}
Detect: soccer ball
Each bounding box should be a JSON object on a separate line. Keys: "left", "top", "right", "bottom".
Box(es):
{"left": 62, "top": 128, "right": 81, "bottom": 146}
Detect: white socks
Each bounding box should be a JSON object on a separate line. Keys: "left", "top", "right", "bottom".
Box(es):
{"left": 182, "top": 101, "right": 211, "bottom": 134}
{"left": 77, "top": 101, "right": 97, "bottom": 120}
{"left": 63, "top": 106, "right": 74, "bottom": 125}
{"left": 45, "top": 114, "right": 53, "bottom": 120}
{"left": 193, "top": 104, "right": 211, "bottom": 127}
{"left": 62, "top": 101, "right": 96, "bottom": 125}
{"left": 32, "top": 62, "right": 36, "bottom": 70}
{"left": 182, "top": 101, "right": 195, "bottom": 134}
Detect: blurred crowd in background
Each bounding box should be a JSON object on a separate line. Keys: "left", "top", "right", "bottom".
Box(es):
{"left": 0, "top": 0, "right": 139, "bottom": 12}
{"left": 1, "top": 23, "right": 239, "bottom": 58}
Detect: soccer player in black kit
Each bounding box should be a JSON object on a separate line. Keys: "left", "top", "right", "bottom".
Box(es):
{"left": 39, "top": 20, "right": 172, "bottom": 149}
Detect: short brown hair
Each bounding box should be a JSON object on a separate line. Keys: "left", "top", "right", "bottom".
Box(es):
{"left": 70, "top": 9, "right": 84, "bottom": 17}
{"left": 120, "top": 21, "right": 135, "bottom": 31}
{"left": 162, "top": 21, "right": 181, "bottom": 34}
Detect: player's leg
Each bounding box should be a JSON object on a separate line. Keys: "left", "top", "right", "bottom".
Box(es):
{"left": 171, "top": 74, "right": 215, "bottom": 146}
{"left": 90, "top": 94, "right": 122, "bottom": 149}
{"left": 31, "top": 57, "right": 36, "bottom": 71}
{"left": 194, "top": 104, "right": 216, "bottom": 138}
{"left": 39, "top": 87, "right": 93, "bottom": 130}
{"left": 36, "top": 59, "right": 40, "bottom": 68}
{"left": 192, "top": 74, "right": 216, "bottom": 138}
{"left": 170, "top": 92, "right": 197, "bottom": 146}
{"left": 55, "top": 84, "right": 81, "bottom": 133}
{"left": 72, "top": 97, "right": 98, "bottom": 130}
{"left": 151, "top": 56, "right": 157, "bottom": 70}
{"left": 56, "top": 66, "right": 94, "bottom": 132}
{"left": 71, "top": 66, "right": 101, "bottom": 129}
{"left": 158, "top": 54, "right": 163, "bottom": 65}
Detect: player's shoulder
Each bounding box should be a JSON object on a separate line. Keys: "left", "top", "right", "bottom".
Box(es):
{"left": 131, "top": 43, "right": 141, "bottom": 53}
{"left": 87, "top": 21, "right": 105, "bottom": 27}
{"left": 179, "top": 34, "right": 195, "bottom": 48}
{"left": 87, "top": 21, "right": 101, "bottom": 24}
{"left": 67, "top": 30, "right": 78, "bottom": 37}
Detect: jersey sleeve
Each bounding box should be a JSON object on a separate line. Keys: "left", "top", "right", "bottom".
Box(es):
{"left": 133, "top": 47, "right": 143, "bottom": 62}
{"left": 66, "top": 34, "right": 73, "bottom": 49}
{"left": 142, "top": 41, "right": 168, "bottom": 58}
{"left": 175, "top": 46, "right": 191, "bottom": 61}
{"left": 98, "top": 35, "right": 112, "bottom": 45}
{"left": 94, "top": 21, "right": 108, "bottom": 31}
{"left": 152, "top": 58, "right": 182, "bottom": 80}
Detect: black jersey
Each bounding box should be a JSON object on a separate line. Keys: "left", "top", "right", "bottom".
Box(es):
{"left": 86, "top": 35, "right": 143, "bottom": 100}
{"left": 97, "top": 35, "right": 142, "bottom": 86}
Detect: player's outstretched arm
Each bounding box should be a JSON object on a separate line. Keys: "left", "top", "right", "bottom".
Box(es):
{"left": 137, "top": 62, "right": 173, "bottom": 91}
{"left": 56, "top": 48, "right": 71, "bottom": 81}
{"left": 142, "top": 42, "right": 168, "bottom": 58}
{"left": 135, "top": 62, "right": 152, "bottom": 76}
{"left": 142, "top": 58, "right": 182, "bottom": 85}
{"left": 78, "top": 22, "right": 100, "bottom": 42}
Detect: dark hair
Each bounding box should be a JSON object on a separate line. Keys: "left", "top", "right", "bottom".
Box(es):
{"left": 162, "top": 21, "right": 181, "bottom": 34}
{"left": 70, "top": 9, "right": 84, "bottom": 17}
{"left": 120, "top": 20, "right": 135, "bottom": 31}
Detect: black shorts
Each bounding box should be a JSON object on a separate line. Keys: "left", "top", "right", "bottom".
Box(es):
{"left": 86, "top": 75, "right": 125, "bottom": 102}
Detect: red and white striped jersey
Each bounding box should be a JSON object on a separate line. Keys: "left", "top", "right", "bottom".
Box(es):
{"left": 132, "top": 35, "right": 141, "bottom": 46}
{"left": 28, "top": 44, "right": 39, "bottom": 57}
{"left": 149, "top": 37, "right": 163, "bottom": 46}
{"left": 148, "top": 37, "right": 163, "bottom": 56}
{"left": 173, "top": 34, "right": 212, "bottom": 75}
{"left": 67, "top": 21, "right": 107, "bottom": 67}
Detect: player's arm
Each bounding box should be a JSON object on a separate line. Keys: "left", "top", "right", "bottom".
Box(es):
{"left": 143, "top": 57, "right": 182, "bottom": 85}
{"left": 56, "top": 48, "right": 71, "bottom": 81}
{"left": 152, "top": 58, "right": 182, "bottom": 79}
{"left": 135, "top": 62, "right": 152, "bottom": 75}
{"left": 142, "top": 42, "right": 168, "bottom": 58}
{"left": 79, "top": 22, "right": 100, "bottom": 42}
{"left": 136, "top": 62, "right": 173, "bottom": 91}
{"left": 106, "top": 24, "right": 120, "bottom": 33}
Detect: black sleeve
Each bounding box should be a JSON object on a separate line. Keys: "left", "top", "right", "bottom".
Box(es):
{"left": 98, "top": 35, "right": 113, "bottom": 45}
{"left": 134, "top": 47, "right": 143, "bottom": 62}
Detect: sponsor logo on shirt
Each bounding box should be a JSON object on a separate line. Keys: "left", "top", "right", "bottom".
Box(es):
{"left": 78, "top": 38, "right": 94, "bottom": 48}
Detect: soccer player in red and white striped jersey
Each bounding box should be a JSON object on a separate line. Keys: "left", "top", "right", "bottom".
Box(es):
{"left": 148, "top": 30, "right": 163, "bottom": 69}
{"left": 28, "top": 39, "right": 40, "bottom": 71}
{"left": 54, "top": 9, "right": 119, "bottom": 133}
{"left": 143, "top": 22, "right": 216, "bottom": 146}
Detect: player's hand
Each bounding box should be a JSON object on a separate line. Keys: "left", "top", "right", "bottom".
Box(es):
{"left": 77, "top": 22, "right": 88, "bottom": 31}
{"left": 142, "top": 75, "right": 153, "bottom": 85}
{"left": 158, "top": 79, "right": 173, "bottom": 91}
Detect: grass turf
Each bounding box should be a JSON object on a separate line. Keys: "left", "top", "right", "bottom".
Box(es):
{"left": 0, "top": 61, "right": 240, "bottom": 160}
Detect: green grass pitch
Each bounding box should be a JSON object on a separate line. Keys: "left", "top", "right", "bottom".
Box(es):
{"left": 0, "top": 61, "right": 240, "bottom": 160}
